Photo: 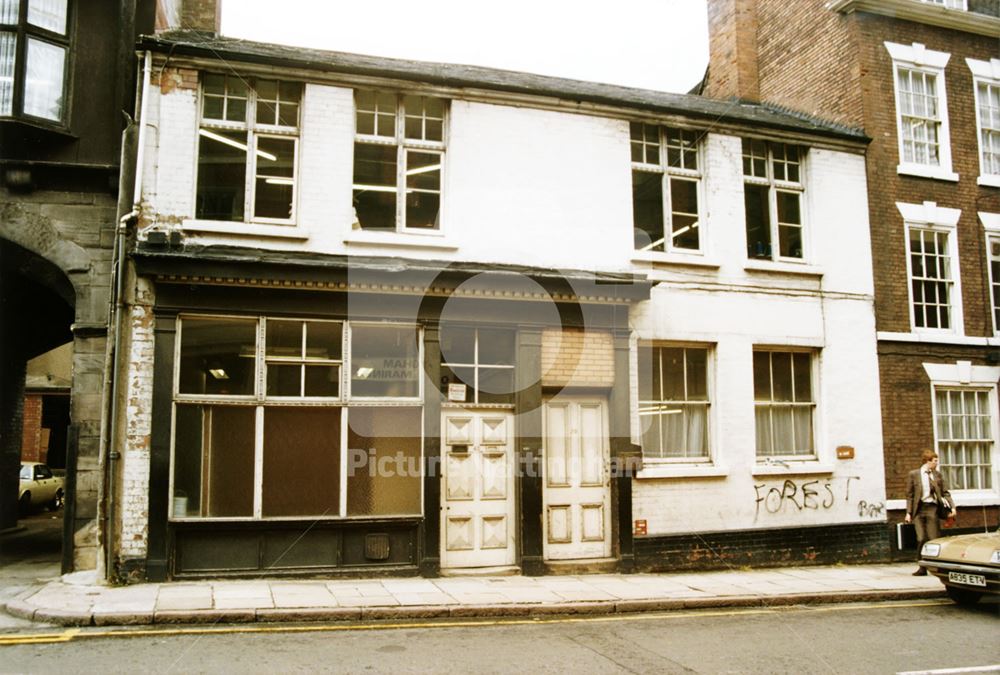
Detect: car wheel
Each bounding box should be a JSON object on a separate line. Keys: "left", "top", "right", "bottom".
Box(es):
{"left": 48, "top": 489, "right": 64, "bottom": 511}
{"left": 945, "top": 586, "right": 983, "bottom": 605}
{"left": 19, "top": 491, "right": 31, "bottom": 514}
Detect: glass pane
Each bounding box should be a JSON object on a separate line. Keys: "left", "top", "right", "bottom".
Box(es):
{"left": 792, "top": 407, "right": 813, "bottom": 454}
{"left": 771, "top": 353, "right": 793, "bottom": 401}
{"left": 440, "top": 325, "right": 476, "bottom": 365}
{"left": 0, "top": 1, "right": 18, "bottom": 24}
{"left": 351, "top": 324, "right": 420, "bottom": 397}
{"left": 347, "top": 407, "right": 422, "bottom": 516}
{"left": 661, "top": 347, "right": 685, "bottom": 400}
{"left": 0, "top": 32, "right": 14, "bottom": 116}
{"left": 752, "top": 352, "right": 771, "bottom": 401}
{"left": 440, "top": 364, "right": 474, "bottom": 403}
{"left": 670, "top": 178, "right": 699, "bottom": 250}
{"left": 641, "top": 403, "right": 664, "bottom": 459}
{"left": 478, "top": 367, "right": 515, "bottom": 405}
{"left": 778, "top": 224, "right": 803, "bottom": 259}
{"left": 638, "top": 343, "right": 656, "bottom": 401}
{"left": 744, "top": 184, "right": 771, "bottom": 258}
{"left": 687, "top": 405, "right": 708, "bottom": 457}
{"left": 196, "top": 129, "right": 248, "bottom": 221}
{"left": 254, "top": 136, "right": 295, "bottom": 220}
{"left": 353, "top": 143, "right": 397, "bottom": 230}
{"left": 307, "top": 321, "right": 342, "bottom": 360}
{"left": 27, "top": 0, "right": 66, "bottom": 34}
{"left": 478, "top": 328, "right": 516, "bottom": 366}
{"left": 405, "top": 150, "right": 440, "bottom": 229}
{"left": 266, "top": 320, "right": 303, "bottom": 358}
{"left": 267, "top": 363, "right": 301, "bottom": 397}
{"left": 777, "top": 191, "right": 801, "bottom": 224}
{"left": 755, "top": 406, "right": 772, "bottom": 455}
{"left": 23, "top": 38, "right": 64, "bottom": 121}
{"left": 173, "top": 405, "right": 255, "bottom": 518}
{"left": 304, "top": 365, "right": 339, "bottom": 397}
{"left": 178, "top": 317, "right": 257, "bottom": 396}
{"left": 686, "top": 348, "right": 707, "bottom": 400}
{"left": 660, "top": 404, "right": 685, "bottom": 457}
{"left": 772, "top": 406, "right": 794, "bottom": 453}
{"left": 262, "top": 407, "right": 341, "bottom": 517}
{"left": 792, "top": 353, "right": 811, "bottom": 402}
{"left": 632, "top": 170, "right": 664, "bottom": 251}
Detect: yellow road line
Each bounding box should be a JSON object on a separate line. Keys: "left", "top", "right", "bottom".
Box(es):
{"left": 0, "top": 599, "right": 952, "bottom": 647}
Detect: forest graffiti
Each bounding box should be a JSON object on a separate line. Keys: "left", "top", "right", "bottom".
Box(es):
{"left": 753, "top": 476, "right": 861, "bottom": 517}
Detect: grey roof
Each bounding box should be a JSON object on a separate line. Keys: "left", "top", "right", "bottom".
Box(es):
{"left": 139, "top": 31, "right": 867, "bottom": 143}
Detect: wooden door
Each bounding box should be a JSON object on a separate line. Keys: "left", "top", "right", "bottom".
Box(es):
{"left": 440, "top": 411, "right": 516, "bottom": 569}
{"left": 543, "top": 397, "right": 611, "bottom": 561}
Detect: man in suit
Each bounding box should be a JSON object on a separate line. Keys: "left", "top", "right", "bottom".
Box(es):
{"left": 905, "top": 449, "right": 956, "bottom": 575}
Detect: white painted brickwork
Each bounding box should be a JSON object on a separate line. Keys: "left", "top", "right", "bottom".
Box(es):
{"left": 117, "top": 280, "right": 156, "bottom": 557}
{"left": 143, "top": 85, "right": 198, "bottom": 221}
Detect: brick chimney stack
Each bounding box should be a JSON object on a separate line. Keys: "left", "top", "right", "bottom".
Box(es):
{"left": 703, "top": 0, "right": 760, "bottom": 102}
{"left": 155, "top": 0, "right": 221, "bottom": 34}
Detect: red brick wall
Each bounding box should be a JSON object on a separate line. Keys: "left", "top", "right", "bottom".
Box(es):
{"left": 20, "top": 393, "right": 42, "bottom": 463}
{"left": 704, "top": 0, "right": 760, "bottom": 101}
{"left": 180, "top": 0, "right": 219, "bottom": 33}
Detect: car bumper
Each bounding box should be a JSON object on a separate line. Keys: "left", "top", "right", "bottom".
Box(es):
{"left": 919, "top": 559, "right": 1000, "bottom": 595}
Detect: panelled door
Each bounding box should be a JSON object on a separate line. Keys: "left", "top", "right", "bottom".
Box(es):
{"left": 543, "top": 397, "right": 611, "bottom": 561}
{"left": 440, "top": 411, "right": 516, "bottom": 569}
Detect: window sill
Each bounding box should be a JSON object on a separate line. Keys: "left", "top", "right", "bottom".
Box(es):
{"left": 631, "top": 252, "right": 720, "bottom": 269}
{"left": 876, "top": 331, "right": 1000, "bottom": 347}
{"left": 636, "top": 463, "right": 728, "bottom": 479}
{"left": 897, "top": 164, "right": 959, "bottom": 183}
{"left": 751, "top": 462, "right": 833, "bottom": 477}
{"left": 181, "top": 220, "right": 309, "bottom": 240}
{"left": 978, "top": 175, "right": 1000, "bottom": 189}
{"left": 744, "top": 260, "right": 823, "bottom": 277}
{"left": 344, "top": 229, "right": 458, "bottom": 251}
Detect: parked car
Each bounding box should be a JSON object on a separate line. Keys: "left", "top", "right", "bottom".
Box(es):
{"left": 18, "top": 462, "right": 64, "bottom": 512}
{"left": 919, "top": 529, "right": 1000, "bottom": 605}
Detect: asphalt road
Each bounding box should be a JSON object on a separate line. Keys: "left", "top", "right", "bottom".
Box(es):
{"left": 0, "top": 510, "right": 62, "bottom": 631}
{"left": 1, "top": 599, "right": 997, "bottom": 674}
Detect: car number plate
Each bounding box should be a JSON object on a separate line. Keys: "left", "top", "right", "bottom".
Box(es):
{"left": 948, "top": 571, "right": 986, "bottom": 587}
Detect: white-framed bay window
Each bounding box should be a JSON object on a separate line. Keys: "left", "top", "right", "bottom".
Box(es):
{"left": 170, "top": 315, "right": 424, "bottom": 521}
{"left": 899, "top": 201, "right": 963, "bottom": 333}
{"left": 352, "top": 91, "right": 447, "bottom": 232}
{"left": 925, "top": 362, "right": 1000, "bottom": 500}
{"left": 967, "top": 57, "right": 1000, "bottom": 188}
{"left": 753, "top": 348, "right": 816, "bottom": 458}
{"left": 630, "top": 123, "right": 704, "bottom": 255}
{"left": 638, "top": 343, "right": 712, "bottom": 462}
{"left": 885, "top": 41, "right": 956, "bottom": 182}
{"left": 195, "top": 74, "right": 301, "bottom": 224}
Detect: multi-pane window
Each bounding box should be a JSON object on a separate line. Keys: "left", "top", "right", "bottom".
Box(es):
{"left": 630, "top": 123, "right": 703, "bottom": 253}
{"left": 918, "top": 0, "right": 966, "bottom": 8}
{"left": 196, "top": 74, "right": 301, "bottom": 223}
{"left": 440, "top": 326, "right": 516, "bottom": 405}
{"left": 975, "top": 80, "right": 1000, "bottom": 178}
{"left": 171, "top": 315, "right": 422, "bottom": 521}
{"left": 0, "top": 0, "right": 69, "bottom": 122}
{"left": 753, "top": 350, "right": 814, "bottom": 457}
{"left": 743, "top": 139, "right": 805, "bottom": 261}
{"left": 353, "top": 91, "right": 446, "bottom": 231}
{"left": 934, "top": 388, "right": 994, "bottom": 491}
{"left": 989, "top": 235, "right": 1000, "bottom": 332}
{"left": 896, "top": 67, "right": 943, "bottom": 166}
{"left": 639, "top": 345, "right": 710, "bottom": 460}
{"left": 909, "top": 227, "right": 953, "bottom": 329}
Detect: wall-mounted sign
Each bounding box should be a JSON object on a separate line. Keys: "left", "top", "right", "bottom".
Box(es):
{"left": 634, "top": 519, "right": 647, "bottom": 536}
{"left": 836, "top": 445, "right": 855, "bottom": 460}
{"left": 448, "top": 383, "right": 467, "bottom": 402}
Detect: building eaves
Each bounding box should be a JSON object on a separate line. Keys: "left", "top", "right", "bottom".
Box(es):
{"left": 138, "top": 31, "right": 867, "bottom": 145}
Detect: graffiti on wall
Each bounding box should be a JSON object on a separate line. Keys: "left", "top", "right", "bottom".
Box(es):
{"left": 753, "top": 476, "right": 884, "bottom": 520}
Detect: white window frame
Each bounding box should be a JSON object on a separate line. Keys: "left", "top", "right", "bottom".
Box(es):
{"left": 194, "top": 74, "right": 301, "bottom": 226}
{"left": 168, "top": 314, "right": 425, "bottom": 522}
{"left": 630, "top": 123, "right": 705, "bottom": 256}
{"left": 440, "top": 326, "right": 517, "bottom": 407}
{"left": 982, "top": 212, "right": 1000, "bottom": 335}
{"left": 637, "top": 342, "right": 714, "bottom": 465}
{"left": 917, "top": 0, "right": 966, "bottom": 9}
{"left": 967, "top": 57, "right": 1000, "bottom": 188}
{"left": 346, "top": 321, "right": 425, "bottom": 403}
{"left": 924, "top": 361, "right": 1000, "bottom": 504}
{"left": 899, "top": 201, "right": 963, "bottom": 335}
{"left": 885, "top": 41, "right": 957, "bottom": 182}
{"left": 353, "top": 91, "right": 448, "bottom": 234}
{"left": 742, "top": 138, "right": 808, "bottom": 263}
{"left": 752, "top": 348, "right": 817, "bottom": 460}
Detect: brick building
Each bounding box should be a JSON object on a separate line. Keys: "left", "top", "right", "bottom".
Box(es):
{"left": 702, "top": 0, "right": 1000, "bottom": 554}
{"left": 104, "top": 1, "right": 892, "bottom": 580}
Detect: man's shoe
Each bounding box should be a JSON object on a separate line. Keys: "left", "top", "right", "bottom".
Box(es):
{"left": 912, "top": 568, "right": 927, "bottom": 576}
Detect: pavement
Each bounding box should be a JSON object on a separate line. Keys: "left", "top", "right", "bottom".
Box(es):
{"left": 0, "top": 562, "right": 946, "bottom": 628}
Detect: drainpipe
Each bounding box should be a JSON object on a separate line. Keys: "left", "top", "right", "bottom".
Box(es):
{"left": 98, "top": 50, "right": 150, "bottom": 582}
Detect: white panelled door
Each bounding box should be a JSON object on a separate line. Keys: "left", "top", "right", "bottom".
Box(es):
{"left": 543, "top": 397, "right": 611, "bottom": 561}
{"left": 440, "top": 411, "right": 516, "bottom": 569}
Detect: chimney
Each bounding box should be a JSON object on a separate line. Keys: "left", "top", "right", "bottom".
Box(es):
{"left": 703, "top": 0, "right": 760, "bottom": 102}
{"left": 155, "top": 0, "right": 221, "bottom": 34}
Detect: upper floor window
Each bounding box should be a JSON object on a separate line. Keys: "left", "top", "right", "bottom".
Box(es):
{"left": 630, "top": 123, "right": 703, "bottom": 254}
{"left": 886, "top": 42, "right": 956, "bottom": 182}
{"left": 968, "top": 57, "right": 1000, "bottom": 187}
{"left": 899, "top": 201, "right": 963, "bottom": 333}
{"left": 195, "top": 74, "right": 302, "bottom": 224}
{"left": 753, "top": 349, "right": 815, "bottom": 458}
{"left": 638, "top": 344, "right": 710, "bottom": 461}
{"left": 0, "top": 0, "right": 69, "bottom": 124}
{"left": 353, "top": 91, "right": 447, "bottom": 232}
{"left": 917, "top": 0, "right": 966, "bottom": 8}
{"left": 743, "top": 139, "right": 806, "bottom": 261}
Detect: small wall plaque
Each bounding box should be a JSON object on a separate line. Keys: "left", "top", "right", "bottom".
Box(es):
{"left": 448, "top": 383, "right": 467, "bottom": 402}
{"left": 836, "top": 445, "right": 855, "bottom": 460}
{"left": 634, "top": 519, "right": 647, "bottom": 536}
